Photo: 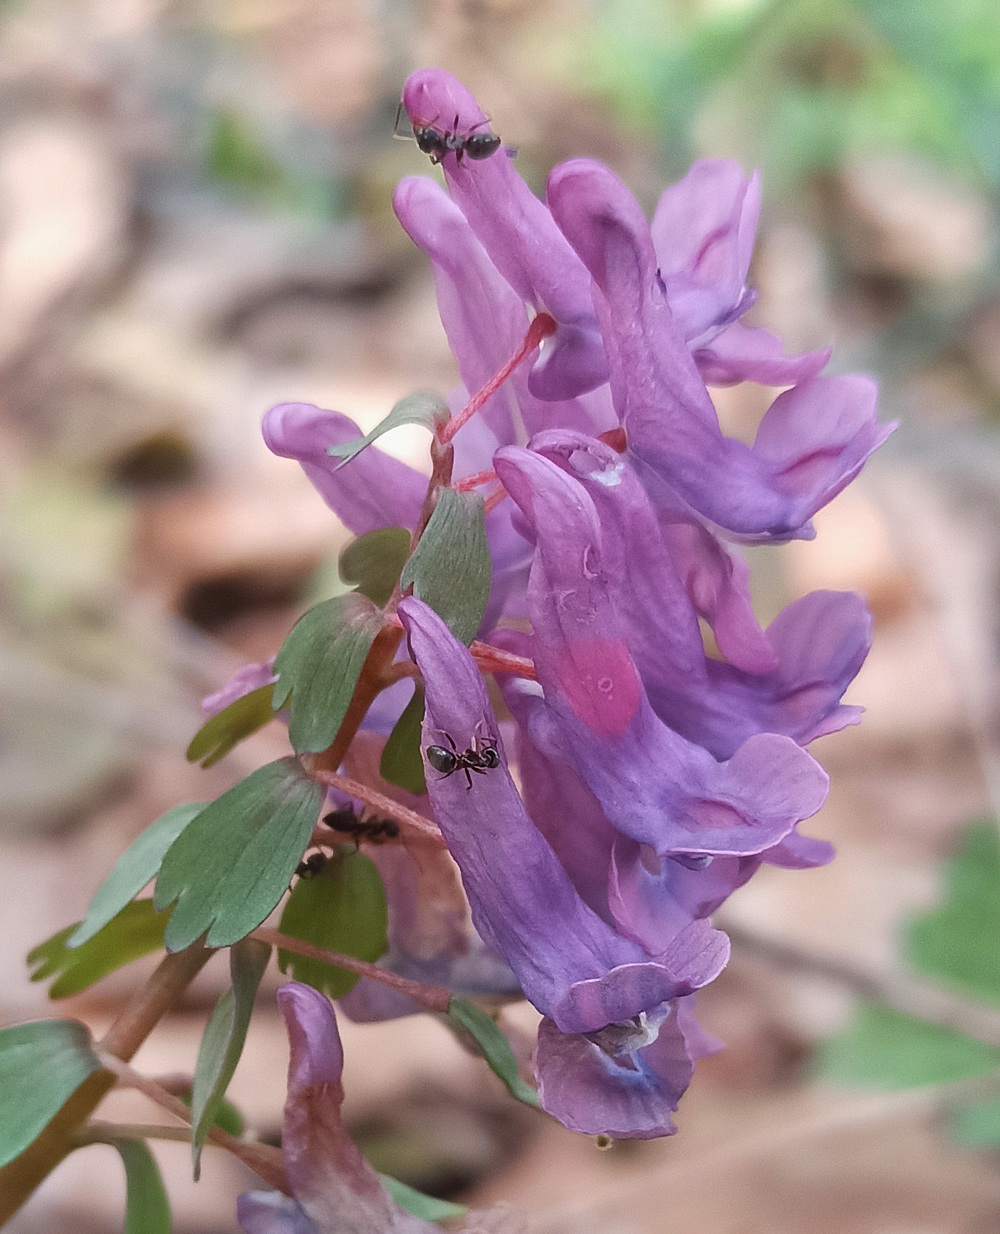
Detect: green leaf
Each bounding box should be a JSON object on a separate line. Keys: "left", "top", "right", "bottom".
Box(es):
{"left": 446, "top": 999, "right": 541, "bottom": 1108}
{"left": 400, "top": 489, "right": 491, "bottom": 644}
{"left": 155, "top": 758, "right": 324, "bottom": 951}
{"left": 110, "top": 1139, "right": 171, "bottom": 1234}
{"left": 379, "top": 683, "right": 427, "bottom": 795}
{"left": 951, "top": 1095, "right": 1000, "bottom": 1148}
{"left": 69, "top": 804, "right": 206, "bottom": 947}
{"left": 30, "top": 900, "right": 169, "bottom": 999}
{"left": 339, "top": 526, "right": 411, "bottom": 607}
{"left": 326, "top": 393, "right": 448, "bottom": 468}
{"left": 817, "top": 1003, "right": 999, "bottom": 1089}
{"left": 379, "top": 1173, "right": 468, "bottom": 1222}
{"left": 278, "top": 849, "right": 388, "bottom": 999}
{"left": 190, "top": 938, "right": 270, "bottom": 1178}
{"left": 906, "top": 820, "right": 1000, "bottom": 1005}
{"left": 186, "top": 685, "right": 276, "bottom": 769}
{"left": 0, "top": 1020, "right": 103, "bottom": 1168}
{"left": 272, "top": 595, "right": 384, "bottom": 754}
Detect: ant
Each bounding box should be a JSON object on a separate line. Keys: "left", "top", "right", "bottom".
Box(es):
{"left": 295, "top": 852, "right": 328, "bottom": 879}
{"left": 395, "top": 101, "right": 501, "bottom": 166}
{"left": 424, "top": 728, "right": 501, "bottom": 790}
{"left": 321, "top": 805, "right": 400, "bottom": 842}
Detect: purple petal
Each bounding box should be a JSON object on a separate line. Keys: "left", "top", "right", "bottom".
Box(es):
{"left": 493, "top": 446, "right": 830, "bottom": 857}
{"left": 237, "top": 1192, "right": 317, "bottom": 1234}
{"left": 534, "top": 996, "right": 718, "bottom": 1139}
{"left": 546, "top": 160, "right": 893, "bottom": 540}
{"left": 651, "top": 160, "right": 760, "bottom": 342}
{"left": 393, "top": 176, "right": 526, "bottom": 447}
{"left": 398, "top": 597, "right": 638, "bottom": 1015}
{"left": 202, "top": 659, "right": 276, "bottom": 716}
{"left": 400, "top": 597, "right": 729, "bottom": 1033}
{"left": 401, "top": 70, "right": 606, "bottom": 399}
{"left": 263, "top": 402, "right": 426, "bottom": 534}
{"left": 694, "top": 322, "right": 831, "bottom": 387}
{"left": 552, "top": 920, "right": 730, "bottom": 1031}
{"left": 273, "top": 984, "right": 435, "bottom": 1232}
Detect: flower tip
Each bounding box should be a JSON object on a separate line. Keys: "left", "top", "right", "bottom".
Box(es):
{"left": 401, "top": 68, "right": 488, "bottom": 131}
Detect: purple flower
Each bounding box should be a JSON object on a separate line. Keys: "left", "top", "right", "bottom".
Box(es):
{"left": 525, "top": 430, "right": 871, "bottom": 759}
{"left": 545, "top": 159, "right": 894, "bottom": 541}
{"left": 399, "top": 596, "right": 730, "bottom": 1135}
{"left": 238, "top": 983, "right": 437, "bottom": 1233}
{"left": 402, "top": 70, "right": 606, "bottom": 401}
{"left": 650, "top": 159, "right": 830, "bottom": 386}
{"left": 491, "top": 446, "right": 830, "bottom": 859}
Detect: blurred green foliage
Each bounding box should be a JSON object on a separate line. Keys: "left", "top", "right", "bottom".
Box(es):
{"left": 580, "top": 0, "right": 1000, "bottom": 189}
{"left": 819, "top": 820, "right": 1000, "bottom": 1147}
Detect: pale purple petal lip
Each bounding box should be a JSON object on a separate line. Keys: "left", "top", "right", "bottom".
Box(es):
{"left": 493, "top": 446, "right": 830, "bottom": 858}
{"left": 546, "top": 159, "right": 894, "bottom": 540}
{"left": 263, "top": 402, "right": 426, "bottom": 535}
{"left": 535, "top": 995, "right": 717, "bottom": 1139}
{"left": 650, "top": 159, "right": 760, "bottom": 342}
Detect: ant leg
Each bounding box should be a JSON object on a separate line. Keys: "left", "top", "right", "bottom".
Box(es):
{"left": 464, "top": 766, "right": 474, "bottom": 791}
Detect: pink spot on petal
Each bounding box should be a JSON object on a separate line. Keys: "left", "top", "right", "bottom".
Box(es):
{"left": 552, "top": 638, "right": 642, "bottom": 737}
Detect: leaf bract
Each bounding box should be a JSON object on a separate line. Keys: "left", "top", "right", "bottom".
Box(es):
{"left": 277, "top": 849, "right": 388, "bottom": 999}
{"left": 272, "top": 594, "right": 384, "bottom": 754}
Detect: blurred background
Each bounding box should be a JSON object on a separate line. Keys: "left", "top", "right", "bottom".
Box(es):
{"left": 3, "top": 0, "right": 1000, "bottom": 1230}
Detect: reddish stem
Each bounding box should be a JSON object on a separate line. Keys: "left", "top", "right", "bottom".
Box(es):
{"left": 252, "top": 928, "right": 452, "bottom": 1014}
{"left": 453, "top": 468, "right": 498, "bottom": 492}
{"left": 307, "top": 768, "right": 444, "bottom": 845}
{"left": 470, "top": 640, "right": 537, "bottom": 680}
{"left": 439, "top": 313, "right": 556, "bottom": 445}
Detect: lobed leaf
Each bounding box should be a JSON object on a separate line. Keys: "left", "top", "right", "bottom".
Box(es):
{"left": 379, "top": 683, "right": 427, "bottom": 795}
{"left": 155, "top": 758, "right": 324, "bottom": 951}
{"left": 400, "top": 489, "right": 491, "bottom": 644}
{"left": 277, "top": 849, "right": 388, "bottom": 999}
{"left": 190, "top": 938, "right": 270, "bottom": 1178}
{"left": 69, "top": 804, "right": 205, "bottom": 948}
{"left": 272, "top": 594, "right": 384, "bottom": 754}
{"left": 186, "top": 686, "right": 276, "bottom": 769}
{"left": 0, "top": 1020, "right": 103, "bottom": 1168}
{"left": 446, "top": 999, "right": 541, "bottom": 1108}
{"left": 326, "top": 392, "right": 448, "bottom": 468}
{"left": 30, "top": 900, "right": 169, "bottom": 999}
{"left": 339, "top": 526, "right": 411, "bottom": 607}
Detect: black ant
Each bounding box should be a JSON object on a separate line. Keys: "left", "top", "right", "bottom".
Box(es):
{"left": 395, "top": 101, "right": 501, "bottom": 165}
{"left": 295, "top": 852, "right": 328, "bottom": 879}
{"left": 424, "top": 729, "right": 501, "bottom": 790}
{"left": 321, "top": 805, "right": 400, "bottom": 842}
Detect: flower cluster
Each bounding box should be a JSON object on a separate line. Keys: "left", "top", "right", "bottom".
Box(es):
{"left": 236, "top": 65, "right": 891, "bottom": 1218}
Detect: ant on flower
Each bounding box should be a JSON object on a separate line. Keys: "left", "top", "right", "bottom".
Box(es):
{"left": 394, "top": 101, "right": 502, "bottom": 165}
{"left": 425, "top": 728, "right": 501, "bottom": 790}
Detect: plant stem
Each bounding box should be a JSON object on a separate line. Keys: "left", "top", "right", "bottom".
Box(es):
{"left": 307, "top": 768, "right": 444, "bottom": 845}
{"left": 97, "top": 1055, "right": 287, "bottom": 1191}
{"left": 0, "top": 944, "right": 212, "bottom": 1224}
{"left": 251, "top": 927, "right": 452, "bottom": 1013}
